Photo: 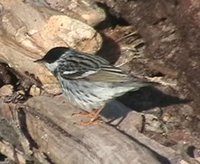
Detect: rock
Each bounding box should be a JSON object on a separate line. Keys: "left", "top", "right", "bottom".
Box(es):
{"left": 0, "top": 85, "right": 13, "bottom": 97}
{"left": 144, "top": 114, "right": 165, "bottom": 133}
{"left": 29, "top": 85, "right": 42, "bottom": 97}
{"left": 40, "top": 15, "right": 102, "bottom": 53}
{"left": 42, "top": 0, "right": 106, "bottom": 26}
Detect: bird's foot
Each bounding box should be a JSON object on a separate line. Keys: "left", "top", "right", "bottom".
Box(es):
{"left": 72, "top": 111, "right": 97, "bottom": 118}
{"left": 72, "top": 110, "right": 103, "bottom": 126}
{"left": 79, "top": 119, "right": 102, "bottom": 126}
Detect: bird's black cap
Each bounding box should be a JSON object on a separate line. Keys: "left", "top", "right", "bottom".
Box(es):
{"left": 34, "top": 47, "right": 70, "bottom": 63}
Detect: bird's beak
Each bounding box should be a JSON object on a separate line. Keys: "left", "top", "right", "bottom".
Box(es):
{"left": 34, "top": 58, "right": 44, "bottom": 63}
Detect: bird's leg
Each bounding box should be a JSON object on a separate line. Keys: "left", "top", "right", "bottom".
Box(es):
{"left": 72, "top": 108, "right": 104, "bottom": 126}
{"left": 72, "top": 110, "right": 97, "bottom": 118}
{"left": 90, "top": 108, "right": 104, "bottom": 122}
{"left": 80, "top": 107, "right": 104, "bottom": 126}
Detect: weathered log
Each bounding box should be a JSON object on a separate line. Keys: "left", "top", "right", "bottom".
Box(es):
{"left": 0, "top": 96, "right": 174, "bottom": 164}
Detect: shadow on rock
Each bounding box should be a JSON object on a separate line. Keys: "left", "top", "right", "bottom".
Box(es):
{"left": 101, "top": 86, "right": 190, "bottom": 120}
{"left": 96, "top": 33, "right": 121, "bottom": 64}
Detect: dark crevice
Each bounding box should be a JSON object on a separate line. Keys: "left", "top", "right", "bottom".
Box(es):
{"left": 152, "top": 17, "right": 167, "bottom": 25}
{"left": 0, "top": 152, "right": 7, "bottom": 161}
{"left": 95, "top": 2, "right": 129, "bottom": 30}
{"left": 0, "top": 63, "right": 19, "bottom": 88}
{"left": 147, "top": 71, "right": 165, "bottom": 77}
{"left": 186, "top": 145, "right": 196, "bottom": 158}
{"left": 43, "top": 153, "right": 55, "bottom": 164}
{"left": 96, "top": 33, "right": 121, "bottom": 64}
{"left": 17, "top": 107, "right": 39, "bottom": 149}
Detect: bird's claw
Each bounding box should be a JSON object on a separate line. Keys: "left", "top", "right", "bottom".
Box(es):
{"left": 79, "top": 119, "right": 102, "bottom": 126}
{"left": 72, "top": 111, "right": 103, "bottom": 126}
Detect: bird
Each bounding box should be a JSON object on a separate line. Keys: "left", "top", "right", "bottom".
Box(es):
{"left": 35, "top": 47, "right": 153, "bottom": 125}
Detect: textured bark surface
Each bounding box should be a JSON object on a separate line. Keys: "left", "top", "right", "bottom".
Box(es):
{"left": 97, "top": 0, "right": 200, "bottom": 116}
{"left": 0, "top": 96, "right": 175, "bottom": 164}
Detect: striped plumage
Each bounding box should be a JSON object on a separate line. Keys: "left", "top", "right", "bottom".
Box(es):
{"left": 36, "top": 47, "right": 151, "bottom": 112}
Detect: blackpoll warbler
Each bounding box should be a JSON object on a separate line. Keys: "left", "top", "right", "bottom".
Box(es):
{"left": 35, "top": 47, "right": 153, "bottom": 124}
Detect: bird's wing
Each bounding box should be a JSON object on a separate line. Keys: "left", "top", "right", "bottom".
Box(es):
{"left": 58, "top": 53, "right": 131, "bottom": 83}
{"left": 58, "top": 53, "right": 106, "bottom": 79}
{"left": 58, "top": 61, "right": 99, "bottom": 79}
{"left": 86, "top": 66, "right": 131, "bottom": 83}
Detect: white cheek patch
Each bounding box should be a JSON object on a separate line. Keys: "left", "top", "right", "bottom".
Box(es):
{"left": 44, "top": 62, "right": 59, "bottom": 72}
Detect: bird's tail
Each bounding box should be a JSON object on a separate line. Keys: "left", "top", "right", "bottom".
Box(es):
{"left": 131, "top": 79, "right": 158, "bottom": 88}
{"left": 112, "top": 79, "right": 158, "bottom": 98}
